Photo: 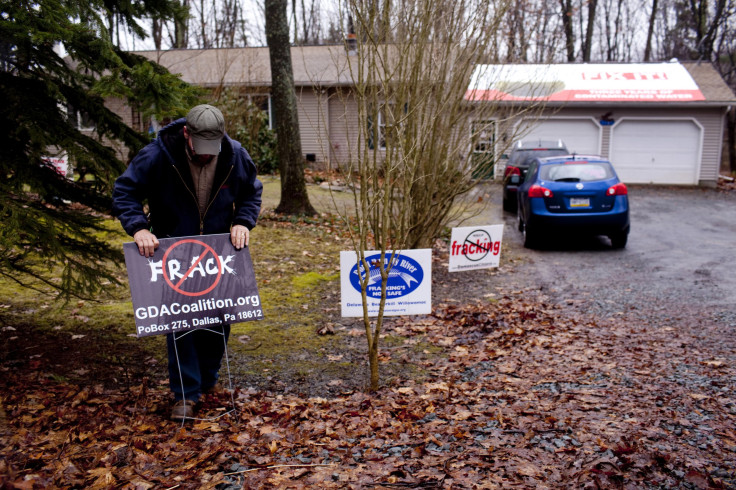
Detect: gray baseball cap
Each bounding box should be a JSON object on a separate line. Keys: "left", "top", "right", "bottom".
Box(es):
{"left": 186, "top": 104, "right": 224, "bottom": 155}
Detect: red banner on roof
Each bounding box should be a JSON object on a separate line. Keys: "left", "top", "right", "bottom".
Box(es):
{"left": 466, "top": 62, "right": 705, "bottom": 102}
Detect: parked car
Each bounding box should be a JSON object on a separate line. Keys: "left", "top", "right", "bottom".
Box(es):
{"left": 502, "top": 139, "right": 568, "bottom": 212}
{"left": 517, "top": 155, "right": 630, "bottom": 249}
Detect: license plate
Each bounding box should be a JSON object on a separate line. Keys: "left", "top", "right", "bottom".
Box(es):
{"left": 570, "top": 198, "right": 590, "bottom": 207}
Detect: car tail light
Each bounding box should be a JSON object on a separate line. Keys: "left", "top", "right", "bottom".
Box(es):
{"left": 504, "top": 166, "right": 521, "bottom": 178}
{"left": 606, "top": 183, "right": 628, "bottom": 196}
{"left": 529, "top": 185, "right": 553, "bottom": 198}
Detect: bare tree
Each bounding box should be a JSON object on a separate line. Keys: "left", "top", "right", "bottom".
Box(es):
{"left": 186, "top": 0, "right": 248, "bottom": 48}
{"left": 505, "top": 1, "right": 530, "bottom": 61}
{"left": 173, "top": 0, "right": 189, "bottom": 48}
{"left": 152, "top": 18, "right": 164, "bottom": 50}
{"left": 600, "top": 0, "right": 625, "bottom": 60}
{"left": 689, "top": 0, "right": 729, "bottom": 60}
{"left": 644, "top": 0, "right": 659, "bottom": 60}
{"left": 559, "top": 0, "right": 576, "bottom": 60}
{"left": 712, "top": 1, "right": 736, "bottom": 173}
{"left": 531, "top": 2, "right": 566, "bottom": 62}
{"left": 216, "top": 0, "right": 248, "bottom": 47}
{"left": 657, "top": 0, "right": 729, "bottom": 60}
{"left": 582, "top": 0, "right": 598, "bottom": 61}
{"left": 337, "top": 0, "right": 550, "bottom": 390}
{"left": 265, "top": 0, "right": 317, "bottom": 215}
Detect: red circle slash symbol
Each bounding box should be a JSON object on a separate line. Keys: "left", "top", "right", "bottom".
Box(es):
{"left": 162, "top": 239, "right": 222, "bottom": 297}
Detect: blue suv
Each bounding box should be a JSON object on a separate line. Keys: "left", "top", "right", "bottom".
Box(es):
{"left": 517, "top": 155, "right": 630, "bottom": 249}
{"left": 502, "top": 139, "right": 568, "bottom": 212}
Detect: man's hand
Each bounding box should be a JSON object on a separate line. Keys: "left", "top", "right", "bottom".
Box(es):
{"left": 231, "top": 224, "right": 249, "bottom": 250}
{"left": 133, "top": 229, "right": 159, "bottom": 257}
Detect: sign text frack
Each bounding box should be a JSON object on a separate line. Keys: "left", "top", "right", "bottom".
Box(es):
{"left": 123, "top": 234, "right": 263, "bottom": 337}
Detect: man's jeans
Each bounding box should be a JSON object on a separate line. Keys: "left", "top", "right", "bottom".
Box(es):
{"left": 167, "top": 325, "right": 231, "bottom": 402}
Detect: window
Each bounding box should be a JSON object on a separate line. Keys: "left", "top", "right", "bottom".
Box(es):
{"left": 367, "top": 103, "right": 389, "bottom": 151}
{"left": 66, "top": 103, "right": 95, "bottom": 131}
{"left": 470, "top": 120, "right": 496, "bottom": 179}
{"left": 368, "top": 101, "right": 409, "bottom": 151}
{"left": 472, "top": 120, "right": 495, "bottom": 153}
{"left": 540, "top": 163, "right": 614, "bottom": 182}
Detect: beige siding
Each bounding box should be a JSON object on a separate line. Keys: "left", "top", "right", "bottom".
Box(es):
{"left": 507, "top": 106, "right": 724, "bottom": 185}
{"left": 600, "top": 107, "right": 722, "bottom": 184}
{"left": 600, "top": 126, "right": 611, "bottom": 158}
{"left": 296, "top": 87, "right": 330, "bottom": 168}
{"left": 106, "top": 97, "right": 143, "bottom": 132}
{"left": 103, "top": 97, "right": 140, "bottom": 162}
{"left": 328, "top": 89, "right": 360, "bottom": 168}
{"left": 697, "top": 109, "right": 727, "bottom": 183}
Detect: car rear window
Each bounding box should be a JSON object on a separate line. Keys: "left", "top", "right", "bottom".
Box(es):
{"left": 540, "top": 162, "right": 614, "bottom": 182}
{"left": 509, "top": 148, "right": 567, "bottom": 165}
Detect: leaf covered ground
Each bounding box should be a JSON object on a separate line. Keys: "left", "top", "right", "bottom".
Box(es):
{"left": 2, "top": 267, "right": 735, "bottom": 488}
{"left": 1, "top": 182, "right": 736, "bottom": 488}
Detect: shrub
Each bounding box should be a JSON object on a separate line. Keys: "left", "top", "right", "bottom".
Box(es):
{"left": 216, "top": 90, "right": 279, "bottom": 175}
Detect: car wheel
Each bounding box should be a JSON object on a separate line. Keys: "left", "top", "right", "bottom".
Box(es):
{"left": 522, "top": 221, "right": 537, "bottom": 249}
{"left": 503, "top": 195, "right": 515, "bottom": 213}
{"left": 610, "top": 232, "right": 628, "bottom": 249}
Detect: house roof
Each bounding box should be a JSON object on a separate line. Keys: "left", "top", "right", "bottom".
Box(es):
{"left": 134, "top": 46, "right": 736, "bottom": 106}
{"left": 465, "top": 61, "right": 736, "bottom": 106}
{"left": 681, "top": 61, "right": 736, "bottom": 102}
{"left": 134, "top": 45, "right": 358, "bottom": 88}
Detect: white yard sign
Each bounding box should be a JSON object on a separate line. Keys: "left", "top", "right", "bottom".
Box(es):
{"left": 340, "top": 249, "right": 432, "bottom": 317}
{"left": 448, "top": 225, "right": 504, "bottom": 272}
{"left": 41, "top": 153, "right": 71, "bottom": 179}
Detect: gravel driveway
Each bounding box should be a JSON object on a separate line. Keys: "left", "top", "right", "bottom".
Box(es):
{"left": 497, "top": 184, "right": 736, "bottom": 328}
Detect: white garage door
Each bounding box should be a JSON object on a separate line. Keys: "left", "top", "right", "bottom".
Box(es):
{"left": 610, "top": 120, "right": 701, "bottom": 184}
{"left": 521, "top": 118, "right": 601, "bottom": 155}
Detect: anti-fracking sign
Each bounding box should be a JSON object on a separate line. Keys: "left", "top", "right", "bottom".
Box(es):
{"left": 123, "top": 233, "right": 263, "bottom": 338}
{"left": 448, "top": 225, "right": 504, "bottom": 272}
{"left": 465, "top": 62, "right": 706, "bottom": 102}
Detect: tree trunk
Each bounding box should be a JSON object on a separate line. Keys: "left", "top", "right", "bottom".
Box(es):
{"left": 174, "top": 0, "right": 189, "bottom": 48}
{"left": 369, "top": 343, "right": 379, "bottom": 391}
{"left": 265, "top": 0, "right": 317, "bottom": 215}
{"left": 559, "top": 0, "right": 575, "bottom": 61}
{"left": 644, "top": 0, "right": 658, "bottom": 61}
{"left": 583, "top": 0, "right": 597, "bottom": 62}
{"left": 198, "top": 0, "right": 208, "bottom": 48}
{"left": 152, "top": 18, "right": 163, "bottom": 50}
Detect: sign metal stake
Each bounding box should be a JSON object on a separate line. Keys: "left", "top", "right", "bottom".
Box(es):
{"left": 172, "top": 326, "right": 237, "bottom": 428}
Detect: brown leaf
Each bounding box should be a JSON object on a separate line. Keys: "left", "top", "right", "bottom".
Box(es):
{"left": 87, "top": 467, "right": 116, "bottom": 489}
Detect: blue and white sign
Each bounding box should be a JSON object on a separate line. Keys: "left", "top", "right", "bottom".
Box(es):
{"left": 340, "top": 249, "right": 432, "bottom": 317}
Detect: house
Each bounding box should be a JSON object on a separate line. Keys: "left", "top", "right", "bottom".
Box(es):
{"left": 109, "top": 45, "right": 359, "bottom": 169}
{"left": 466, "top": 61, "right": 736, "bottom": 186}
{"left": 110, "top": 46, "right": 736, "bottom": 186}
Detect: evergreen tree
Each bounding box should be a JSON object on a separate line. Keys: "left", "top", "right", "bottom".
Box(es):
{"left": 0, "top": 0, "right": 201, "bottom": 299}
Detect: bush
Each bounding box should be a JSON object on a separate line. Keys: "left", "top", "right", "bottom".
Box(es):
{"left": 216, "top": 90, "right": 279, "bottom": 175}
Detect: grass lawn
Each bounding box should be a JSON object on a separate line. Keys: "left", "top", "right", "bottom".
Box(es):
{"left": 0, "top": 176, "right": 506, "bottom": 396}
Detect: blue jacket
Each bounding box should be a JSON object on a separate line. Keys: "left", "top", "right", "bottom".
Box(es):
{"left": 112, "top": 118, "right": 263, "bottom": 238}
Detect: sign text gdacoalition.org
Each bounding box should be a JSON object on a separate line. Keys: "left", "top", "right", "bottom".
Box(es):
{"left": 123, "top": 234, "right": 263, "bottom": 337}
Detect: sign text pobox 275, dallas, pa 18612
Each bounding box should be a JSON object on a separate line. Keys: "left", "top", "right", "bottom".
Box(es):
{"left": 123, "top": 233, "right": 263, "bottom": 338}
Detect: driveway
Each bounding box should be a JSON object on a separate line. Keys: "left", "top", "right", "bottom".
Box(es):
{"left": 495, "top": 183, "right": 736, "bottom": 342}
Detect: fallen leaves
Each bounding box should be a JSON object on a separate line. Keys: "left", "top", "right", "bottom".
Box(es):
{"left": 1, "top": 294, "right": 735, "bottom": 488}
